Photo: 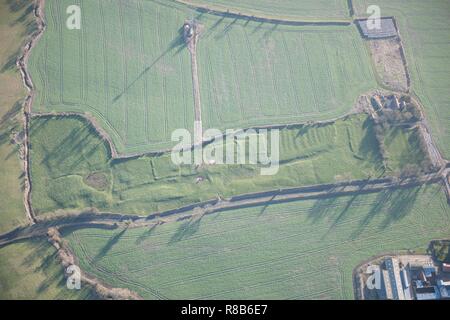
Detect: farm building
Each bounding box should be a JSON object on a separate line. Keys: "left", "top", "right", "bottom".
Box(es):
{"left": 381, "top": 257, "right": 409, "bottom": 300}
{"left": 356, "top": 17, "right": 398, "bottom": 39}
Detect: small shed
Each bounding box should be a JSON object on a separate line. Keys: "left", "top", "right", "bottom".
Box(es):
{"left": 356, "top": 17, "right": 398, "bottom": 39}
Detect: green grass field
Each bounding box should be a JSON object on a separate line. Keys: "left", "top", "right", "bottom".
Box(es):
{"left": 30, "top": 114, "right": 427, "bottom": 216}
{"left": 0, "top": 0, "right": 32, "bottom": 233}
{"left": 28, "top": 0, "right": 378, "bottom": 155}
{"left": 62, "top": 184, "right": 450, "bottom": 299}
{"left": 177, "top": 0, "right": 351, "bottom": 20}
{"left": 29, "top": 0, "right": 196, "bottom": 154}
{"left": 196, "top": 16, "right": 377, "bottom": 130}
{"left": 0, "top": 238, "right": 95, "bottom": 299}
{"left": 354, "top": 0, "right": 450, "bottom": 159}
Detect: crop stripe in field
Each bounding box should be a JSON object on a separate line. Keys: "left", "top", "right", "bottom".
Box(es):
{"left": 194, "top": 263, "right": 337, "bottom": 300}
{"left": 67, "top": 210, "right": 442, "bottom": 288}
{"left": 156, "top": 7, "right": 169, "bottom": 139}
{"left": 320, "top": 35, "right": 336, "bottom": 107}
{"left": 350, "top": 38, "right": 366, "bottom": 82}
{"left": 125, "top": 216, "right": 436, "bottom": 282}
{"left": 204, "top": 47, "right": 223, "bottom": 125}
{"left": 98, "top": 0, "right": 110, "bottom": 122}
{"left": 286, "top": 287, "right": 339, "bottom": 300}
{"left": 242, "top": 27, "right": 264, "bottom": 117}
{"left": 75, "top": 0, "right": 84, "bottom": 103}
{"left": 44, "top": 0, "right": 57, "bottom": 108}
{"left": 178, "top": 35, "right": 190, "bottom": 134}
{"left": 37, "top": 39, "right": 48, "bottom": 111}
{"left": 82, "top": 200, "right": 393, "bottom": 276}
{"left": 118, "top": 0, "right": 128, "bottom": 145}
{"left": 225, "top": 32, "right": 245, "bottom": 121}
{"left": 335, "top": 33, "right": 349, "bottom": 100}
{"left": 72, "top": 232, "right": 168, "bottom": 300}
{"left": 80, "top": 0, "right": 88, "bottom": 105}
{"left": 298, "top": 34, "right": 319, "bottom": 114}
{"left": 150, "top": 235, "right": 364, "bottom": 288}
{"left": 55, "top": 0, "right": 64, "bottom": 105}
{"left": 261, "top": 36, "right": 282, "bottom": 117}
{"left": 280, "top": 32, "right": 301, "bottom": 116}
{"left": 137, "top": 0, "right": 150, "bottom": 143}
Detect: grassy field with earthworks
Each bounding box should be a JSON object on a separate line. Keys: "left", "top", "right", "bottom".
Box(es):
{"left": 62, "top": 184, "right": 450, "bottom": 299}
{"left": 30, "top": 113, "right": 427, "bottom": 216}
{"left": 355, "top": 0, "right": 450, "bottom": 159}
{"left": 28, "top": 0, "right": 380, "bottom": 156}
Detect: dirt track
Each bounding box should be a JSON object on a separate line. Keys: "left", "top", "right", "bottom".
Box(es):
{"left": 187, "top": 21, "right": 203, "bottom": 145}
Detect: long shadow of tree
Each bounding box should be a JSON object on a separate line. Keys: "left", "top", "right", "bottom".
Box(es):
{"left": 135, "top": 223, "right": 159, "bottom": 245}
{"left": 169, "top": 216, "right": 202, "bottom": 244}
{"left": 112, "top": 26, "right": 187, "bottom": 103}
{"left": 307, "top": 196, "right": 340, "bottom": 224}
{"left": 378, "top": 186, "right": 421, "bottom": 229}
{"left": 92, "top": 227, "right": 128, "bottom": 263}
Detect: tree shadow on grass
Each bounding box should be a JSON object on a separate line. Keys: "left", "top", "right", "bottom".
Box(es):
{"left": 214, "top": 17, "right": 238, "bottom": 40}
{"left": 262, "top": 23, "right": 279, "bottom": 39}
{"left": 258, "top": 194, "right": 277, "bottom": 216}
{"left": 112, "top": 26, "right": 187, "bottom": 104}
{"left": 349, "top": 189, "right": 392, "bottom": 239}
{"left": 0, "top": 49, "right": 20, "bottom": 73}
{"left": 168, "top": 216, "right": 202, "bottom": 244}
{"left": 359, "top": 117, "right": 384, "bottom": 167}
{"left": 135, "top": 223, "right": 159, "bottom": 245}
{"left": 307, "top": 196, "right": 340, "bottom": 224}
{"left": 20, "top": 237, "right": 50, "bottom": 269}
{"left": 9, "top": 2, "right": 33, "bottom": 26}
{"left": 378, "top": 186, "right": 421, "bottom": 230}
{"left": 6, "top": 0, "right": 29, "bottom": 13}
{"left": 327, "top": 193, "right": 359, "bottom": 231}
{"left": 92, "top": 228, "right": 127, "bottom": 263}
{"left": 0, "top": 100, "right": 22, "bottom": 125}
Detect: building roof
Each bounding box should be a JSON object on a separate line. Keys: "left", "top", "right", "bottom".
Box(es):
{"left": 356, "top": 17, "right": 397, "bottom": 39}
{"left": 416, "top": 292, "right": 439, "bottom": 300}
{"left": 385, "top": 258, "right": 405, "bottom": 300}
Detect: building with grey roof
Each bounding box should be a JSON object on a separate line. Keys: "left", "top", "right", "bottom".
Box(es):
{"left": 356, "top": 17, "right": 398, "bottom": 39}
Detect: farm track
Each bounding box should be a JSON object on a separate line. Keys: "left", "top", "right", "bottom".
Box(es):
{"left": 187, "top": 21, "right": 203, "bottom": 145}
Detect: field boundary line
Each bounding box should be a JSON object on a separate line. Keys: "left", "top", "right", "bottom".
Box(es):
{"left": 175, "top": 0, "right": 353, "bottom": 25}
{"left": 15, "top": 0, "right": 49, "bottom": 225}
{"left": 47, "top": 228, "right": 143, "bottom": 300}
{"left": 0, "top": 172, "right": 444, "bottom": 249}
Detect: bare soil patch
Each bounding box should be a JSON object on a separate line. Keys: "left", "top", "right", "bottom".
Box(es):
{"left": 84, "top": 172, "right": 109, "bottom": 191}
{"left": 368, "top": 38, "right": 409, "bottom": 92}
